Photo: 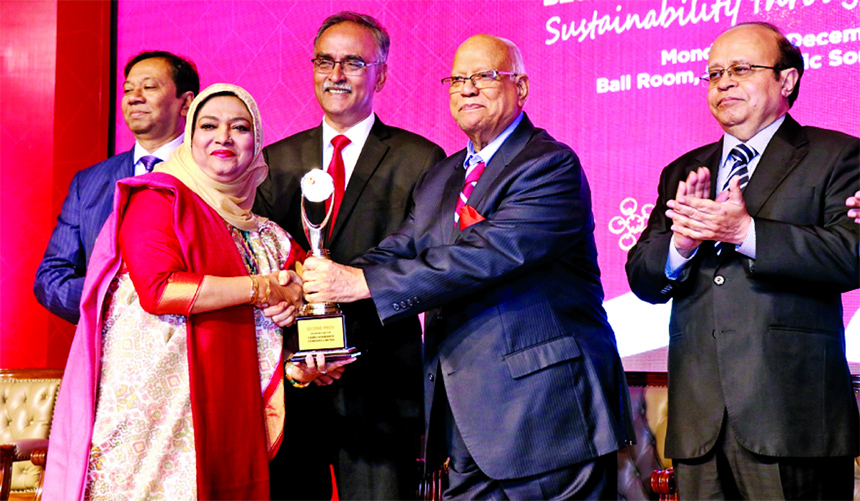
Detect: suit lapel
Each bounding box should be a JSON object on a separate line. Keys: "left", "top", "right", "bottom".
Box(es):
{"left": 446, "top": 114, "right": 537, "bottom": 242}
{"left": 692, "top": 141, "right": 723, "bottom": 200}
{"left": 742, "top": 115, "right": 808, "bottom": 217}
{"left": 120, "top": 150, "right": 135, "bottom": 179}
{"left": 444, "top": 151, "right": 468, "bottom": 243}
{"left": 300, "top": 126, "right": 324, "bottom": 173}
{"left": 330, "top": 117, "right": 390, "bottom": 243}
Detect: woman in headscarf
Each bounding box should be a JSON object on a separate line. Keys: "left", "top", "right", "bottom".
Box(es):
{"left": 44, "top": 84, "right": 349, "bottom": 500}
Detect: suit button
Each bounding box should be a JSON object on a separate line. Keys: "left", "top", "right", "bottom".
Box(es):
{"left": 714, "top": 275, "right": 725, "bottom": 285}
{"left": 406, "top": 299, "right": 414, "bottom": 307}
{"left": 412, "top": 296, "right": 420, "bottom": 304}
{"left": 428, "top": 373, "right": 435, "bottom": 382}
{"left": 392, "top": 303, "right": 401, "bottom": 311}
{"left": 400, "top": 300, "right": 408, "bottom": 309}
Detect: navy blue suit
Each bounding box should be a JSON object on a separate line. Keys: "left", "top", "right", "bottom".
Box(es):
{"left": 34, "top": 150, "right": 134, "bottom": 323}
{"left": 357, "top": 114, "right": 633, "bottom": 482}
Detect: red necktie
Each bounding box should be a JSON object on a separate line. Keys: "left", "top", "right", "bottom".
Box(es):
{"left": 327, "top": 134, "right": 351, "bottom": 237}
{"left": 454, "top": 160, "right": 485, "bottom": 222}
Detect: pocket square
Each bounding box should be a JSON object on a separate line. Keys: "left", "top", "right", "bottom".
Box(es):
{"left": 458, "top": 204, "right": 485, "bottom": 230}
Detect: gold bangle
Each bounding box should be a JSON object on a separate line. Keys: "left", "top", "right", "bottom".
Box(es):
{"left": 260, "top": 275, "right": 272, "bottom": 306}
{"left": 284, "top": 361, "right": 310, "bottom": 389}
{"left": 247, "top": 275, "right": 258, "bottom": 305}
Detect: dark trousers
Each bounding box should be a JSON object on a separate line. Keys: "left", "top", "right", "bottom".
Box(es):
{"left": 674, "top": 412, "right": 854, "bottom": 500}
{"left": 436, "top": 374, "right": 617, "bottom": 500}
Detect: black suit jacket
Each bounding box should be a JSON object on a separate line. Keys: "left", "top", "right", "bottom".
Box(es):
{"left": 626, "top": 115, "right": 860, "bottom": 459}
{"left": 254, "top": 116, "right": 445, "bottom": 497}
{"left": 358, "top": 114, "right": 633, "bottom": 480}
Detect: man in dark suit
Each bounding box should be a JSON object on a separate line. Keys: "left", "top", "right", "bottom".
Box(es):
{"left": 34, "top": 51, "right": 198, "bottom": 323}
{"left": 626, "top": 22, "right": 859, "bottom": 499}
{"left": 302, "top": 34, "right": 632, "bottom": 499}
{"left": 253, "top": 12, "right": 445, "bottom": 500}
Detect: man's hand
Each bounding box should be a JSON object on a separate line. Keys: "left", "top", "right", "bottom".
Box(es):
{"left": 262, "top": 270, "right": 304, "bottom": 327}
{"left": 847, "top": 190, "right": 860, "bottom": 224}
{"left": 667, "top": 175, "right": 752, "bottom": 247}
{"left": 668, "top": 167, "right": 711, "bottom": 257}
{"left": 302, "top": 257, "right": 371, "bottom": 303}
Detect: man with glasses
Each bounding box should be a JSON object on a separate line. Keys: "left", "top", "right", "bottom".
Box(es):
{"left": 254, "top": 11, "right": 445, "bottom": 500}
{"left": 627, "top": 22, "right": 859, "bottom": 498}
{"left": 301, "top": 34, "right": 633, "bottom": 499}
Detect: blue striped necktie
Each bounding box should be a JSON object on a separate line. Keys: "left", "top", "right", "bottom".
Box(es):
{"left": 716, "top": 143, "right": 757, "bottom": 256}
{"left": 721, "top": 143, "right": 757, "bottom": 192}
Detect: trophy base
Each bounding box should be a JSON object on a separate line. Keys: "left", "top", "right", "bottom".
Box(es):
{"left": 299, "top": 302, "right": 340, "bottom": 316}
{"left": 290, "top": 347, "right": 361, "bottom": 362}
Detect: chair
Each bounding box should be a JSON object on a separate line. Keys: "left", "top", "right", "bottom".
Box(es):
{"left": 618, "top": 374, "right": 672, "bottom": 500}
{"left": 0, "top": 369, "right": 62, "bottom": 501}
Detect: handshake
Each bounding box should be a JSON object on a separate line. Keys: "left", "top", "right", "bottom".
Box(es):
{"left": 260, "top": 257, "right": 371, "bottom": 328}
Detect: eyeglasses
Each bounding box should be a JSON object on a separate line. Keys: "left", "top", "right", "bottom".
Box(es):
{"left": 312, "top": 58, "right": 380, "bottom": 76}
{"left": 441, "top": 70, "right": 518, "bottom": 92}
{"left": 699, "top": 64, "right": 779, "bottom": 86}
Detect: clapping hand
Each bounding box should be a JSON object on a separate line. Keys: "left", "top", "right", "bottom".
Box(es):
{"left": 847, "top": 190, "right": 860, "bottom": 224}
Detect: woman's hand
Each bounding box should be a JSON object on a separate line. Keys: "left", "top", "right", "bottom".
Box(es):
{"left": 286, "top": 353, "right": 356, "bottom": 386}
{"left": 259, "top": 270, "right": 304, "bottom": 327}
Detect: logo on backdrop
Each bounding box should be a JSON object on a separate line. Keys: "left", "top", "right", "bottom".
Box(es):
{"left": 609, "top": 197, "right": 653, "bottom": 251}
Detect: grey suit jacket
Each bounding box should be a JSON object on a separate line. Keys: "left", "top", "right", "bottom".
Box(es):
{"left": 627, "top": 114, "right": 860, "bottom": 459}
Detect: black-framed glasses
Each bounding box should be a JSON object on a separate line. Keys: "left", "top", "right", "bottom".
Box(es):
{"left": 441, "top": 70, "right": 518, "bottom": 92}
{"left": 312, "top": 58, "right": 380, "bottom": 76}
{"left": 699, "top": 64, "right": 779, "bottom": 86}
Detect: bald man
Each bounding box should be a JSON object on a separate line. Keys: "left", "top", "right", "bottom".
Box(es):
{"left": 302, "top": 34, "right": 632, "bottom": 499}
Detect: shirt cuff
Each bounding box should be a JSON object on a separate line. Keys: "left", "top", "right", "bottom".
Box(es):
{"left": 735, "top": 218, "right": 756, "bottom": 259}
{"left": 665, "top": 235, "right": 696, "bottom": 280}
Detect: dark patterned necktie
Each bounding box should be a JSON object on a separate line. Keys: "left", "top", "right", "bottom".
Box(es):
{"left": 721, "top": 143, "right": 757, "bottom": 192}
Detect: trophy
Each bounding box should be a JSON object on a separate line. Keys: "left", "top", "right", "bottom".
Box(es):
{"left": 291, "top": 169, "right": 359, "bottom": 361}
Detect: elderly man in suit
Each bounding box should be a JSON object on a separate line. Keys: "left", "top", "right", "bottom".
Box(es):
{"left": 253, "top": 11, "right": 445, "bottom": 500}
{"left": 626, "top": 22, "right": 859, "bottom": 499}
{"left": 302, "top": 33, "right": 632, "bottom": 499}
{"left": 34, "top": 51, "right": 198, "bottom": 323}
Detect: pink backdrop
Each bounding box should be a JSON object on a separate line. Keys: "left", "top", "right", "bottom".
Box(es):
{"left": 116, "top": 0, "right": 860, "bottom": 359}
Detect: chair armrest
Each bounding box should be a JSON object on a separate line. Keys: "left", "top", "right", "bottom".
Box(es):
{"left": 0, "top": 439, "right": 49, "bottom": 462}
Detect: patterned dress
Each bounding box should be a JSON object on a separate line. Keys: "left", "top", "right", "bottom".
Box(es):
{"left": 85, "top": 218, "right": 293, "bottom": 501}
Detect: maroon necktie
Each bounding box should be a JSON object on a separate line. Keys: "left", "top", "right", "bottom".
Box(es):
{"left": 454, "top": 159, "right": 485, "bottom": 223}
{"left": 327, "top": 135, "right": 351, "bottom": 237}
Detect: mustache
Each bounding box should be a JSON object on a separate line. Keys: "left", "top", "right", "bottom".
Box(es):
{"left": 324, "top": 81, "right": 352, "bottom": 92}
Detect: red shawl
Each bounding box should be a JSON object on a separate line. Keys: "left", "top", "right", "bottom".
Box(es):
{"left": 44, "top": 173, "right": 277, "bottom": 500}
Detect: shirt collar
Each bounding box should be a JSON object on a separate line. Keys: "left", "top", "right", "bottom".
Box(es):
{"left": 721, "top": 114, "right": 785, "bottom": 165}
{"left": 321, "top": 113, "right": 375, "bottom": 150}
{"left": 464, "top": 112, "right": 524, "bottom": 169}
{"left": 133, "top": 133, "right": 184, "bottom": 165}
